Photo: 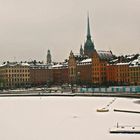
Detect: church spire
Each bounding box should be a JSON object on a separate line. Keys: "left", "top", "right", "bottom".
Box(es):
{"left": 87, "top": 13, "right": 91, "bottom": 39}
{"left": 80, "top": 45, "right": 84, "bottom": 56}
{"left": 84, "top": 13, "right": 95, "bottom": 58}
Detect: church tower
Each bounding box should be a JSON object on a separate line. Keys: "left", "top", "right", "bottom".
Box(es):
{"left": 46, "top": 49, "right": 52, "bottom": 64}
{"left": 84, "top": 14, "right": 95, "bottom": 58}
{"left": 80, "top": 45, "right": 84, "bottom": 56}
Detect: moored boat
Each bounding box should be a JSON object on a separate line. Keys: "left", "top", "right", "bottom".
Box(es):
{"left": 96, "top": 108, "right": 109, "bottom": 112}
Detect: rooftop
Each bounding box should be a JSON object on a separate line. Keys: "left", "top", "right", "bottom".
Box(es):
{"left": 97, "top": 50, "right": 114, "bottom": 60}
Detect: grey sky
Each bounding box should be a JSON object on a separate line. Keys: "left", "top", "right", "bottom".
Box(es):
{"left": 0, "top": 0, "right": 140, "bottom": 62}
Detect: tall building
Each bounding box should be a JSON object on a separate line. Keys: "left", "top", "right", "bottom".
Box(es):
{"left": 46, "top": 50, "right": 52, "bottom": 64}
{"left": 68, "top": 51, "right": 92, "bottom": 85}
{"left": 92, "top": 50, "right": 114, "bottom": 85}
{"left": 68, "top": 51, "right": 77, "bottom": 83}
{"left": 84, "top": 15, "right": 95, "bottom": 58}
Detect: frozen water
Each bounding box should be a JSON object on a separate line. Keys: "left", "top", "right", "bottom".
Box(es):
{"left": 0, "top": 96, "right": 140, "bottom": 140}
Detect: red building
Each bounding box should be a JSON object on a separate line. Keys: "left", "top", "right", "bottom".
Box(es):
{"left": 68, "top": 51, "right": 92, "bottom": 85}
{"left": 92, "top": 50, "right": 114, "bottom": 85}
{"left": 30, "top": 64, "right": 53, "bottom": 86}
{"left": 52, "top": 63, "right": 68, "bottom": 85}
{"left": 77, "top": 59, "right": 92, "bottom": 84}
{"left": 68, "top": 51, "right": 77, "bottom": 83}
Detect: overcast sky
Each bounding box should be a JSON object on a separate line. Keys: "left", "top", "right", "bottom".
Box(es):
{"left": 0, "top": 0, "right": 140, "bottom": 62}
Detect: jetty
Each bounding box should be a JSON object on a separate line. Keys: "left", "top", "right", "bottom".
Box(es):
{"left": 110, "top": 123, "right": 140, "bottom": 134}
{"left": 114, "top": 109, "right": 140, "bottom": 114}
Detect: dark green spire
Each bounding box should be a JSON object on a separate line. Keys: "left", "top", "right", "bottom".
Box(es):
{"left": 87, "top": 13, "right": 91, "bottom": 39}
{"left": 80, "top": 45, "right": 84, "bottom": 56}
{"left": 84, "top": 13, "right": 95, "bottom": 58}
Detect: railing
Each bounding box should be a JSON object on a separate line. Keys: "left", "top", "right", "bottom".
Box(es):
{"left": 79, "top": 86, "right": 140, "bottom": 93}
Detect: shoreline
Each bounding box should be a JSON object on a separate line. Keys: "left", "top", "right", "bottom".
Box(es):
{"left": 0, "top": 90, "right": 140, "bottom": 98}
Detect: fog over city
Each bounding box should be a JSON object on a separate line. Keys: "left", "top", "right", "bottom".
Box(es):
{"left": 0, "top": 0, "right": 140, "bottom": 62}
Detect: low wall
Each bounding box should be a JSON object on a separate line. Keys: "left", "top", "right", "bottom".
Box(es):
{"left": 79, "top": 86, "right": 140, "bottom": 93}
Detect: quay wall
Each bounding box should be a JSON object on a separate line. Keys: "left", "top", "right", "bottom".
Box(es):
{"left": 79, "top": 86, "right": 140, "bottom": 93}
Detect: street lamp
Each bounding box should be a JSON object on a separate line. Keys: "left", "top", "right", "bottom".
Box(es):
{"left": 77, "top": 72, "right": 80, "bottom": 86}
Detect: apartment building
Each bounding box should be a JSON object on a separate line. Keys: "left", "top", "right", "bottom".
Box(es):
{"left": 92, "top": 50, "right": 114, "bottom": 85}
{"left": 0, "top": 62, "right": 30, "bottom": 88}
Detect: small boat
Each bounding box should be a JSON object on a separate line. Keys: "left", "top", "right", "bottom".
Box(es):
{"left": 110, "top": 123, "right": 140, "bottom": 134}
{"left": 96, "top": 108, "right": 109, "bottom": 112}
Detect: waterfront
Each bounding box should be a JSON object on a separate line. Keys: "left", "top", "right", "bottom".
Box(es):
{"left": 0, "top": 96, "right": 140, "bottom": 140}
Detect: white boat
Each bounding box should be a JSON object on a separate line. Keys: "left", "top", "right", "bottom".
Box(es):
{"left": 96, "top": 108, "right": 109, "bottom": 112}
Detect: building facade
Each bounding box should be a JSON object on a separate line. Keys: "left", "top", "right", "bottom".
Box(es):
{"left": 30, "top": 64, "right": 53, "bottom": 86}
{"left": 68, "top": 51, "right": 92, "bottom": 85}
{"left": 129, "top": 57, "right": 140, "bottom": 85}
{"left": 0, "top": 62, "right": 30, "bottom": 88}
{"left": 92, "top": 50, "right": 114, "bottom": 85}
{"left": 106, "top": 63, "right": 129, "bottom": 85}
{"left": 77, "top": 59, "right": 92, "bottom": 84}
{"left": 52, "top": 63, "right": 68, "bottom": 85}
{"left": 68, "top": 51, "right": 77, "bottom": 83}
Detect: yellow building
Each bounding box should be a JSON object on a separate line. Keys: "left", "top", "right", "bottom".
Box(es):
{"left": 0, "top": 62, "right": 30, "bottom": 88}
{"left": 116, "top": 63, "right": 129, "bottom": 84}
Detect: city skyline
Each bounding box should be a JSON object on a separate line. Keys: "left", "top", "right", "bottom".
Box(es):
{"left": 0, "top": 0, "right": 140, "bottom": 63}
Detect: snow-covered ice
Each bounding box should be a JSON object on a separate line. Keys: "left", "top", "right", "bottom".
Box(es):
{"left": 0, "top": 96, "right": 140, "bottom": 140}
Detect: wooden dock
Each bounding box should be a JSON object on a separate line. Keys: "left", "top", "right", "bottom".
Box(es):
{"left": 114, "top": 109, "right": 140, "bottom": 114}
{"left": 110, "top": 125, "right": 140, "bottom": 134}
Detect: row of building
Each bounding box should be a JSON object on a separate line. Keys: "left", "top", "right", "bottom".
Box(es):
{"left": 69, "top": 50, "right": 140, "bottom": 86}
{"left": 0, "top": 15, "right": 139, "bottom": 89}
{"left": 0, "top": 51, "right": 139, "bottom": 89}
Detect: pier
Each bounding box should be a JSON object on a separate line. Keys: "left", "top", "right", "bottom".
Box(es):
{"left": 114, "top": 109, "right": 140, "bottom": 114}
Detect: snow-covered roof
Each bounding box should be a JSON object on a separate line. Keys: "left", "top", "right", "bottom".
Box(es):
{"left": 0, "top": 63, "right": 7, "bottom": 67}
{"left": 30, "top": 64, "right": 51, "bottom": 69}
{"left": 80, "top": 58, "right": 91, "bottom": 63}
{"left": 126, "top": 55, "right": 135, "bottom": 59}
{"left": 77, "top": 58, "right": 92, "bottom": 66}
{"left": 129, "top": 57, "right": 140, "bottom": 67}
{"left": 20, "top": 63, "right": 30, "bottom": 66}
{"left": 52, "top": 64, "right": 63, "bottom": 68}
{"left": 110, "top": 58, "right": 118, "bottom": 63}
{"left": 107, "top": 62, "right": 130, "bottom": 66}
{"left": 116, "top": 62, "right": 130, "bottom": 66}
{"left": 0, "top": 62, "right": 30, "bottom": 67}
{"left": 52, "top": 63, "right": 68, "bottom": 69}
{"left": 97, "top": 50, "right": 113, "bottom": 60}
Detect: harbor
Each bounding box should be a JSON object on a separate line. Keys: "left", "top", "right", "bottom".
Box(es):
{"left": 0, "top": 96, "right": 139, "bottom": 140}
